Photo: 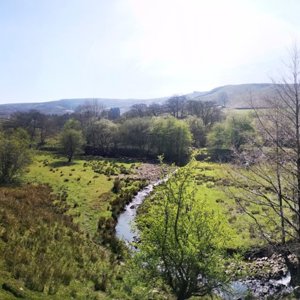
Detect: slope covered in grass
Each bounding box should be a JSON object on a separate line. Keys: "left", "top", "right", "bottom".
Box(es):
{"left": 0, "top": 184, "right": 113, "bottom": 299}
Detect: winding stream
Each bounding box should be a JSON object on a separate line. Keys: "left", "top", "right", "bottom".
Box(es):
{"left": 115, "top": 178, "right": 293, "bottom": 299}
{"left": 116, "top": 178, "right": 163, "bottom": 245}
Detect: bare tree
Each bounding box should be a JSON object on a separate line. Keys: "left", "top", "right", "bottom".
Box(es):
{"left": 148, "top": 102, "right": 162, "bottom": 116}
{"left": 231, "top": 45, "right": 300, "bottom": 286}
{"left": 75, "top": 99, "right": 105, "bottom": 126}
{"left": 218, "top": 92, "right": 228, "bottom": 107}
{"left": 166, "top": 96, "right": 186, "bottom": 118}
{"left": 186, "top": 100, "right": 222, "bottom": 127}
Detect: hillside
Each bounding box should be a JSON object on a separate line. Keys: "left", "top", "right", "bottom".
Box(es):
{"left": 0, "top": 97, "right": 166, "bottom": 117}
{"left": 0, "top": 83, "right": 275, "bottom": 116}
{"left": 186, "top": 83, "right": 275, "bottom": 108}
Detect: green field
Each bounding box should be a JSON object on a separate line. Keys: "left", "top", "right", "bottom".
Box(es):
{"left": 23, "top": 152, "right": 138, "bottom": 235}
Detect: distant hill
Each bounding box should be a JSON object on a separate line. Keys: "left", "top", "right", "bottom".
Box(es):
{"left": 0, "top": 84, "right": 276, "bottom": 116}
{"left": 185, "top": 83, "right": 275, "bottom": 108}
{"left": 0, "top": 97, "right": 166, "bottom": 117}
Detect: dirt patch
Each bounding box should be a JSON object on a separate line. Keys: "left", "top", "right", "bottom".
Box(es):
{"left": 119, "top": 163, "right": 166, "bottom": 183}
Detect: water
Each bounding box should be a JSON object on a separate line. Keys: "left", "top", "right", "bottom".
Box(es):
{"left": 219, "top": 273, "right": 292, "bottom": 300}
{"left": 115, "top": 179, "right": 163, "bottom": 245}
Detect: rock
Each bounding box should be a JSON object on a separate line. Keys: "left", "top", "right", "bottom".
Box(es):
{"left": 130, "top": 205, "right": 135, "bottom": 209}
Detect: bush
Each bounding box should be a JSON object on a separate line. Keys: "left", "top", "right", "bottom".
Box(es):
{"left": 0, "top": 129, "right": 31, "bottom": 183}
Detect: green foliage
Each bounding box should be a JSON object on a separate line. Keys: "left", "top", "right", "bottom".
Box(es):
{"left": 136, "top": 163, "right": 229, "bottom": 299}
{"left": 0, "top": 128, "right": 31, "bottom": 183}
{"left": 226, "top": 115, "right": 254, "bottom": 150}
{"left": 87, "top": 160, "right": 131, "bottom": 176}
{"left": 207, "top": 115, "right": 254, "bottom": 151}
{"left": 186, "top": 116, "right": 206, "bottom": 147}
{"left": 109, "top": 258, "right": 173, "bottom": 300}
{"left": 63, "top": 118, "right": 82, "bottom": 131}
{"left": 207, "top": 123, "right": 229, "bottom": 150}
{"left": 150, "top": 117, "right": 192, "bottom": 165}
{"left": 120, "top": 117, "right": 151, "bottom": 151}
{"left": 59, "top": 128, "right": 84, "bottom": 162}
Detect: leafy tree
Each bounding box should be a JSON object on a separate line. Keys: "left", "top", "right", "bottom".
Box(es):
{"left": 63, "top": 118, "right": 82, "bottom": 131}
{"left": 120, "top": 118, "right": 151, "bottom": 151}
{"left": 186, "top": 116, "right": 206, "bottom": 147}
{"left": 150, "top": 117, "right": 192, "bottom": 165}
{"left": 0, "top": 129, "right": 31, "bottom": 183}
{"left": 226, "top": 115, "right": 254, "bottom": 151}
{"left": 207, "top": 122, "right": 228, "bottom": 150}
{"left": 207, "top": 115, "right": 254, "bottom": 151}
{"left": 136, "top": 163, "right": 229, "bottom": 299}
{"left": 60, "top": 123, "right": 84, "bottom": 162}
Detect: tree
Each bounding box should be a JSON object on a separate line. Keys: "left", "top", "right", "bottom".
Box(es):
{"left": 165, "top": 96, "right": 186, "bottom": 118}
{"left": 60, "top": 120, "right": 84, "bottom": 162}
{"left": 150, "top": 117, "right": 192, "bottom": 165}
{"left": 119, "top": 118, "right": 151, "bottom": 152}
{"left": 186, "top": 100, "right": 223, "bottom": 127}
{"left": 148, "top": 103, "right": 162, "bottom": 116}
{"left": 232, "top": 45, "right": 300, "bottom": 286}
{"left": 218, "top": 92, "right": 229, "bottom": 107}
{"left": 85, "top": 119, "right": 117, "bottom": 153}
{"left": 107, "top": 107, "right": 120, "bottom": 120}
{"left": 63, "top": 118, "right": 82, "bottom": 131}
{"left": 186, "top": 116, "right": 206, "bottom": 147}
{"left": 207, "top": 115, "right": 254, "bottom": 151}
{"left": 0, "top": 129, "right": 31, "bottom": 183}
{"left": 75, "top": 99, "right": 105, "bottom": 127}
{"left": 125, "top": 104, "right": 149, "bottom": 118}
{"left": 207, "top": 122, "right": 228, "bottom": 150}
{"left": 5, "top": 110, "right": 50, "bottom": 146}
{"left": 136, "top": 163, "right": 228, "bottom": 300}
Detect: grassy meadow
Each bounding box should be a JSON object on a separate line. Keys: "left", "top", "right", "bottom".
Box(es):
{"left": 23, "top": 152, "right": 139, "bottom": 236}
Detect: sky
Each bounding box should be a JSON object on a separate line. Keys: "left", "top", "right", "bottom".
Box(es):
{"left": 0, "top": 0, "right": 300, "bottom": 104}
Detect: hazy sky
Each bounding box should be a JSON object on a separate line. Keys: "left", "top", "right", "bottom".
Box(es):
{"left": 0, "top": 0, "right": 300, "bottom": 103}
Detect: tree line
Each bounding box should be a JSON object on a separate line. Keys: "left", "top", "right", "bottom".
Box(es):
{"left": 0, "top": 96, "right": 225, "bottom": 167}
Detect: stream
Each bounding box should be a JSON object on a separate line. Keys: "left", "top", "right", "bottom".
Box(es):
{"left": 116, "top": 178, "right": 163, "bottom": 246}
{"left": 115, "top": 179, "right": 293, "bottom": 299}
